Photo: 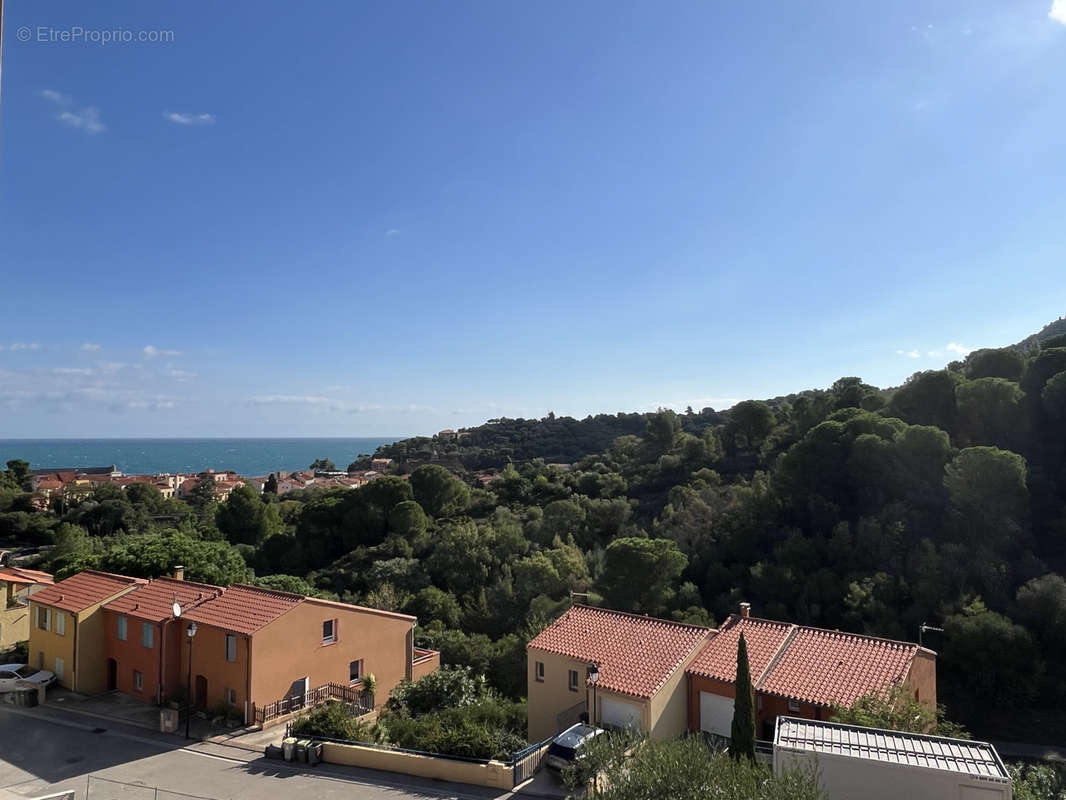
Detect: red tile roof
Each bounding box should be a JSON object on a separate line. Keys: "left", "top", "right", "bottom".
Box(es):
{"left": 180, "top": 584, "right": 302, "bottom": 635}
{"left": 688, "top": 614, "right": 924, "bottom": 708}
{"left": 103, "top": 577, "right": 223, "bottom": 623}
{"left": 30, "top": 571, "right": 146, "bottom": 613}
{"left": 528, "top": 605, "right": 711, "bottom": 699}
{"left": 757, "top": 626, "right": 919, "bottom": 708}
{"left": 0, "top": 566, "right": 54, "bottom": 586}
{"left": 687, "top": 616, "right": 795, "bottom": 683}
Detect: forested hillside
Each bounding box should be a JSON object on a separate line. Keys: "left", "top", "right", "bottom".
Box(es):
{"left": 3, "top": 324, "right": 1066, "bottom": 741}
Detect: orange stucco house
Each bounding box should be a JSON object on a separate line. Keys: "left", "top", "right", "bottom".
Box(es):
{"left": 102, "top": 575, "right": 223, "bottom": 703}
{"left": 686, "top": 606, "right": 937, "bottom": 740}
{"left": 175, "top": 583, "right": 438, "bottom": 724}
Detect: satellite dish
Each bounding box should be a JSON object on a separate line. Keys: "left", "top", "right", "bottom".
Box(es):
{"left": 173, "top": 601, "right": 182, "bottom": 618}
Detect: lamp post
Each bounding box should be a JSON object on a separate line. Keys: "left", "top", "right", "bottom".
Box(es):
{"left": 184, "top": 621, "right": 197, "bottom": 739}
{"left": 587, "top": 664, "right": 599, "bottom": 727}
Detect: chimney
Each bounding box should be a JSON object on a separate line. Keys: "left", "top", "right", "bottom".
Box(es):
{"left": 739, "top": 602, "right": 751, "bottom": 618}
{"left": 172, "top": 565, "right": 185, "bottom": 581}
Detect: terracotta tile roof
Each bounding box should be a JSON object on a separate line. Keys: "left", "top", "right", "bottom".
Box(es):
{"left": 527, "top": 605, "right": 711, "bottom": 699}
{"left": 758, "top": 626, "right": 918, "bottom": 708}
{"left": 30, "top": 571, "right": 146, "bottom": 613}
{"left": 103, "top": 577, "right": 223, "bottom": 623}
{"left": 180, "top": 584, "right": 302, "bottom": 635}
{"left": 0, "top": 566, "right": 54, "bottom": 586}
{"left": 687, "top": 616, "right": 795, "bottom": 683}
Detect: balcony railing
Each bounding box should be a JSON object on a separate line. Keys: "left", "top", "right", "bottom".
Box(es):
{"left": 253, "top": 681, "right": 373, "bottom": 726}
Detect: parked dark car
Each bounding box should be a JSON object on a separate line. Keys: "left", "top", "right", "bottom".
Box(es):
{"left": 545, "top": 723, "right": 605, "bottom": 771}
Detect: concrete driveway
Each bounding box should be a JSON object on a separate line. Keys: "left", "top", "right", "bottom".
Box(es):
{"left": 0, "top": 706, "right": 567, "bottom": 800}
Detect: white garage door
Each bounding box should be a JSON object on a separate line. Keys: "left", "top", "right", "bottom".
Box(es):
{"left": 600, "top": 696, "right": 643, "bottom": 731}
{"left": 700, "top": 691, "right": 735, "bottom": 738}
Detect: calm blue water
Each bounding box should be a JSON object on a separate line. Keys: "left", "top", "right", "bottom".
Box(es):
{"left": 0, "top": 438, "right": 402, "bottom": 476}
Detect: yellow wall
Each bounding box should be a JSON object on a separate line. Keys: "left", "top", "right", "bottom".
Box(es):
{"left": 648, "top": 635, "right": 709, "bottom": 739}
{"left": 0, "top": 603, "right": 30, "bottom": 650}
{"left": 527, "top": 648, "right": 597, "bottom": 742}
{"left": 320, "top": 741, "right": 514, "bottom": 790}
{"left": 27, "top": 603, "right": 75, "bottom": 688}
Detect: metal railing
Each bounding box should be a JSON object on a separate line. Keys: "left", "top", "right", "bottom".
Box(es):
{"left": 512, "top": 738, "right": 553, "bottom": 784}
{"left": 254, "top": 681, "right": 372, "bottom": 725}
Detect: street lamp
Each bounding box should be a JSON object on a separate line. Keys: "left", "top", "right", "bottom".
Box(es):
{"left": 587, "top": 664, "right": 600, "bottom": 727}
{"left": 185, "top": 621, "right": 197, "bottom": 739}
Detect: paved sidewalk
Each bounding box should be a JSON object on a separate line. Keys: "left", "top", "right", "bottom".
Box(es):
{"left": 0, "top": 704, "right": 570, "bottom": 799}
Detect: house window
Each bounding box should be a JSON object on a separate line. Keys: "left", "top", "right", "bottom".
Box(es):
{"left": 322, "top": 619, "right": 336, "bottom": 645}
{"left": 226, "top": 634, "right": 237, "bottom": 662}
{"left": 225, "top": 688, "right": 237, "bottom": 706}
{"left": 142, "top": 623, "right": 154, "bottom": 649}
{"left": 568, "top": 669, "right": 579, "bottom": 692}
{"left": 133, "top": 670, "right": 143, "bottom": 691}
{"left": 117, "top": 615, "right": 127, "bottom": 641}
{"left": 535, "top": 661, "right": 545, "bottom": 682}
{"left": 55, "top": 612, "right": 66, "bottom": 636}
{"left": 36, "top": 606, "right": 50, "bottom": 631}
{"left": 787, "top": 699, "right": 801, "bottom": 713}
{"left": 349, "top": 660, "right": 363, "bottom": 683}
{"left": 54, "top": 657, "right": 64, "bottom": 681}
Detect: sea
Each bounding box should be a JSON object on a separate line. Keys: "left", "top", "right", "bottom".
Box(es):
{"left": 0, "top": 438, "right": 403, "bottom": 477}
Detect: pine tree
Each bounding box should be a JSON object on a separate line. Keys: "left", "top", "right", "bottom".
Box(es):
{"left": 729, "top": 632, "right": 757, "bottom": 761}
{"left": 264, "top": 473, "right": 278, "bottom": 495}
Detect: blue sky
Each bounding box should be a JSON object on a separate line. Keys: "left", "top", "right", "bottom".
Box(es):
{"left": 1, "top": 1, "right": 1065, "bottom": 438}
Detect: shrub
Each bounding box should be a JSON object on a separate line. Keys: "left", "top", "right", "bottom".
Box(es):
{"left": 289, "top": 701, "right": 374, "bottom": 741}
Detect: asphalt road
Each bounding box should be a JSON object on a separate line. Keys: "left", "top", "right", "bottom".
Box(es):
{"left": 0, "top": 706, "right": 529, "bottom": 800}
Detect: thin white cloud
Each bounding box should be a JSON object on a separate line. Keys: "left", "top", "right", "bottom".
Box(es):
{"left": 250, "top": 395, "right": 334, "bottom": 406}
{"left": 385, "top": 229, "right": 401, "bottom": 237}
{"left": 167, "top": 369, "right": 197, "bottom": 380}
{"left": 8, "top": 342, "right": 42, "bottom": 351}
{"left": 163, "top": 112, "right": 216, "bottom": 126}
{"left": 927, "top": 350, "right": 942, "bottom": 358}
{"left": 51, "top": 367, "right": 95, "bottom": 376}
{"left": 946, "top": 342, "right": 972, "bottom": 356}
{"left": 896, "top": 349, "right": 922, "bottom": 359}
{"left": 143, "top": 345, "right": 182, "bottom": 358}
{"left": 57, "top": 107, "right": 106, "bottom": 135}
{"left": 1050, "top": 0, "right": 1066, "bottom": 25}
{"left": 40, "top": 89, "right": 70, "bottom": 105}
{"left": 81, "top": 342, "right": 102, "bottom": 352}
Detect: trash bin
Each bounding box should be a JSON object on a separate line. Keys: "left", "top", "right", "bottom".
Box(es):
{"left": 282, "top": 737, "right": 297, "bottom": 762}
{"left": 308, "top": 741, "right": 322, "bottom": 766}
{"left": 295, "top": 739, "right": 311, "bottom": 763}
{"left": 159, "top": 707, "right": 179, "bottom": 733}
{"left": 264, "top": 744, "right": 284, "bottom": 760}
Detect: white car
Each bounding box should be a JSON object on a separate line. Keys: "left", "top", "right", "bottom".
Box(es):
{"left": 0, "top": 664, "right": 56, "bottom": 692}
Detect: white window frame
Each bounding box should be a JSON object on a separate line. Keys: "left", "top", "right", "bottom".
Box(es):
{"left": 117, "top": 615, "right": 127, "bottom": 641}
{"left": 322, "top": 619, "right": 337, "bottom": 645}
{"left": 142, "top": 623, "right": 154, "bottom": 649}
{"left": 37, "top": 606, "right": 51, "bottom": 631}
{"left": 226, "top": 634, "right": 237, "bottom": 662}
{"left": 349, "top": 659, "right": 363, "bottom": 683}
{"left": 55, "top": 612, "right": 66, "bottom": 636}
{"left": 133, "top": 670, "right": 143, "bottom": 691}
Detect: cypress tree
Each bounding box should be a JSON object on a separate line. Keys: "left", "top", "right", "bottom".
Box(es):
{"left": 729, "top": 632, "right": 757, "bottom": 761}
